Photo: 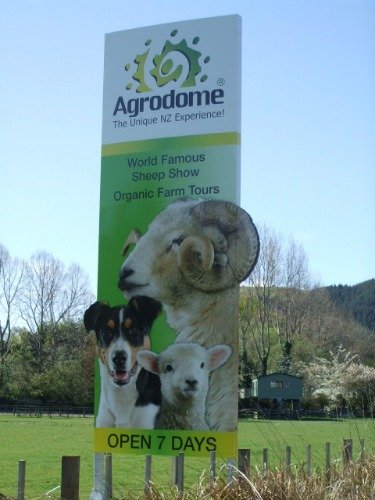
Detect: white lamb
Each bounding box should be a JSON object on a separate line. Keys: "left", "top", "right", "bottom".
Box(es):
{"left": 119, "top": 199, "right": 259, "bottom": 431}
{"left": 137, "top": 342, "right": 231, "bottom": 430}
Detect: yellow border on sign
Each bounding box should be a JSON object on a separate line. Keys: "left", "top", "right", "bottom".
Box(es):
{"left": 102, "top": 132, "right": 240, "bottom": 156}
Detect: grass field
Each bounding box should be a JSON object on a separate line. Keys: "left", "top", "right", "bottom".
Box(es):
{"left": 0, "top": 415, "right": 374, "bottom": 498}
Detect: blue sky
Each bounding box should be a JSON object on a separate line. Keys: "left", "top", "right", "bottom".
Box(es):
{"left": 0, "top": 0, "right": 374, "bottom": 289}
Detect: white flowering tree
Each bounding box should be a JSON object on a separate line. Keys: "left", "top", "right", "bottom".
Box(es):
{"left": 300, "top": 346, "right": 375, "bottom": 415}
{"left": 341, "top": 363, "right": 375, "bottom": 416}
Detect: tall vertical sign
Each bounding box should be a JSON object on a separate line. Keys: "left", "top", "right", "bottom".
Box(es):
{"left": 94, "top": 15, "right": 250, "bottom": 459}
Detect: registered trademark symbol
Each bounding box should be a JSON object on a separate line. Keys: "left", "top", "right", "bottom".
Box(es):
{"left": 217, "top": 78, "right": 225, "bottom": 86}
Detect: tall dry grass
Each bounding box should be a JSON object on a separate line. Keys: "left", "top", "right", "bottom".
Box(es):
{"left": 139, "top": 456, "right": 375, "bottom": 500}
{"left": 1, "top": 458, "right": 374, "bottom": 499}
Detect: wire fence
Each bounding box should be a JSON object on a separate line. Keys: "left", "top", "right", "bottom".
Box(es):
{"left": 0, "top": 404, "right": 93, "bottom": 417}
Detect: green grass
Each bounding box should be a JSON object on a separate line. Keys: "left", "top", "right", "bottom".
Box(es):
{"left": 0, "top": 415, "right": 374, "bottom": 499}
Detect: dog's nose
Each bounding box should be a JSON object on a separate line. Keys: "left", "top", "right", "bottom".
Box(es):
{"left": 113, "top": 351, "right": 126, "bottom": 367}
{"left": 118, "top": 267, "right": 133, "bottom": 290}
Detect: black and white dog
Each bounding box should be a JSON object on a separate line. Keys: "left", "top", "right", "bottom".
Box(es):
{"left": 84, "top": 296, "right": 162, "bottom": 429}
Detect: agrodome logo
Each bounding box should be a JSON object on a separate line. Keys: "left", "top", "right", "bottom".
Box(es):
{"left": 112, "top": 29, "right": 225, "bottom": 118}
{"left": 124, "top": 30, "right": 211, "bottom": 93}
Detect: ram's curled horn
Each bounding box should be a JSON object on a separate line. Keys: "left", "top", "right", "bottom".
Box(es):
{"left": 179, "top": 200, "right": 259, "bottom": 291}
{"left": 177, "top": 235, "right": 215, "bottom": 284}
{"left": 121, "top": 229, "right": 142, "bottom": 256}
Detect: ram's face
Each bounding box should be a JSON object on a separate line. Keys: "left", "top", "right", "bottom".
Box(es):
{"left": 118, "top": 199, "right": 260, "bottom": 300}
{"left": 118, "top": 201, "right": 199, "bottom": 303}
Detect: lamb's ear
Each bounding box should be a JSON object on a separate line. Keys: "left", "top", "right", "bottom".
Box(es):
{"left": 83, "top": 301, "right": 110, "bottom": 333}
{"left": 207, "top": 345, "right": 232, "bottom": 371}
{"left": 130, "top": 296, "right": 162, "bottom": 327}
{"left": 137, "top": 350, "right": 160, "bottom": 375}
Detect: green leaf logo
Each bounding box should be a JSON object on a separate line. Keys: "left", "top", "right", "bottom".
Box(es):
{"left": 125, "top": 30, "right": 210, "bottom": 93}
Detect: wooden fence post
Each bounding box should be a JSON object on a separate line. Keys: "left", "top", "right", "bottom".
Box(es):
{"left": 306, "top": 445, "right": 311, "bottom": 478}
{"left": 104, "top": 454, "right": 112, "bottom": 500}
{"left": 238, "top": 448, "right": 250, "bottom": 478}
{"left": 17, "top": 460, "right": 26, "bottom": 500}
{"left": 61, "top": 456, "right": 80, "bottom": 500}
{"left": 145, "top": 455, "right": 152, "bottom": 494}
{"left": 343, "top": 439, "right": 353, "bottom": 466}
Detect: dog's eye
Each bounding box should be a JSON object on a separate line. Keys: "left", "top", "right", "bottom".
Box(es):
{"left": 129, "top": 328, "right": 140, "bottom": 336}
{"left": 200, "top": 362, "right": 204, "bottom": 369}
{"left": 165, "top": 364, "right": 173, "bottom": 372}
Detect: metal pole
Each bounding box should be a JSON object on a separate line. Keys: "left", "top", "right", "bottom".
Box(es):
{"left": 17, "top": 460, "right": 26, "bottom": 500}
{"left": 325, "top": 442, "right": 331, "bottom": 481}
{"left": 226, "top": 458, "right": 236, "bottom": 484}
{"left": 210, "top": 450, "right": 216, "bottom": 482}
{"left": 145, "top": 455, "right": 152, "bottom": 494}
{"left": 171, "top": 456, "right": 178, "bottom": 485}
{"left": 360, "top": 438, "right": 365, "bottom": 462}
{"left": 104, "top": 454, "right": 112, "bottom": 500}
{"left": 306, "top": 444, "right": 311, "bottom": 478}
{"left": 176, "top": 453, "right": 184, "bottom": 494}
{"left": 285, "top": 446, "right": 291, "bottom": 473}
{"left": 263, "top": 448, "right": 268, "bottom": 476}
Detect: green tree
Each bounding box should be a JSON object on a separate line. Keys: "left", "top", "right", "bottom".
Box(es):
{"left": 239, "top": 289, "right": 257, "bottom": 386}
{"left": 0, "top": 328, "right": 35, "bottom": 402}
{"left": 0, "top": 321, "right": 95, "bottom": 405}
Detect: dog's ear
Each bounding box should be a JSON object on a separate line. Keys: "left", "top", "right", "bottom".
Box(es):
{"left": 84, "top": 301, "right": 110, "bottom": 333}
{"left": 129, "top": 296, "right": 162, "bottom": 328}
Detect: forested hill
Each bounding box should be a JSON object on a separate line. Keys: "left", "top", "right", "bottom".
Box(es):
{"left": 325, "top": 279, "right": 375, "bottom": 332}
